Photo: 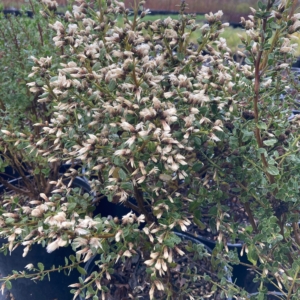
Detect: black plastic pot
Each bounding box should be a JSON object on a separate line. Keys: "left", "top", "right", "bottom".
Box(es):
{"left": 0, "top": 161, "right": 130, "bottom": 219}
{"left": 175, "top": 232, "right": 233, "bottom": 300}
{"left": 0, "top": 164, "right": 29, "bottom": 181}
{"left": 180, "top": 231, "right": 272, "bottom": 295}
{"left": 0, "top": 176, "right": 92, "bottom": 300}
{"left": 248, "top": 291, "right": 284, "bottom": 299}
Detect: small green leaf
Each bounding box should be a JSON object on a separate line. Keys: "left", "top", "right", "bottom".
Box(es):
{"left": 245, "top": 226, "right": 253, "bottom": 234}
{"left": 140, "top": 82, "right": 149, "bottom": 89}
{"left": 192, "top": 162, "right": 204, "bottom": 172}
{"left": 92, "top": 62, "right": 101, "bottom": 71}
{"left": 168, "top": 262, "right": 177, "bottom": 268}
{"left": 177, "top": 52, "right": 185, "bottom": 61}
{"left": 247, "top": 245, "right": 258, "bottom": 266}
{"left": 118, "top": 168, "right": 127, "bottom": 180}
{"left": 257, "top": 1, "right": 266, "bottom": 10}
{"left": 5, "top": 281, "right": 12, "bottom": 290}
{"left": 38, "top": 262, "right": 44, "bottom": 271}
{"left": 245, "top": 57, "right": 253, "bottom": 65}
{"left": 257, "top": 122, "right": 267, "bottom": 130}
{"left": 108, "top": 80, "right": 117, "bottom": 91}
{"left": 267, "top": 165, "right": 279, "bottom": 175}
{"left": 263, "top": 139, "right": 277, "bottom": 146}
{"left": 120, "top": 182, "right": 132, "bottom": 190}
{"left": 69, "top": 255, "right": 76, "bottom": 263}
{"left": 77, "top": 266, "right": 87, "bottom": 275}
{"left": 69, "top": 128, "right": 75, "bottom": 139}
{"left": 67, "top": 202, "right": 77, "bottom": 211}
{"left": 194, "top": 217, "right": 206, "bottom": 230}
{"left": 194, "top": 137, "right": 202, "bottom": 147}
{"left": 257, "top": 148, "right": 267, "bottom": 156}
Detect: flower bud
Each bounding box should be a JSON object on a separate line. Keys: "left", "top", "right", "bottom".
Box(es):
{"left": 275, "top": 12, "right": 282, "bottom": 20}
{"left": 251, "top": 42, "right": 258, "bottom": 54}
{"left": 278, "top": 4, "right": 285, "bottom": 13}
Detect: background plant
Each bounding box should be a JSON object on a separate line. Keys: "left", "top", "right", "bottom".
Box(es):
{"left": 0, "top": 0, "right": 81, "bottom": 197}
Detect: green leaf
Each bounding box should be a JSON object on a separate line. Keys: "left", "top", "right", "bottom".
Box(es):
{"left": 267, "top": 165, "right": 279, "bottom": 175}
{"left": 245, "top": 57, "right": 253, "bottom": 65}
{"left": 177, "top": 52, "right": 185, "bottom": 61}
{"left": 38, "top": 262, "right": 44, "bottom": 271}
{"left": 118, "top": 168, "right": 127, "bottom": 180}
{"left": 108, "top": 80, "right": 117, "bottom": 92}
{"left": 92, "top": 62, "right": 101, "bottom": 71}
{"left": 192, "top": 162, "right": 204, "bottom": 172}
{"left": 77, "top": 266, "right": 87, "bottom": 275}
{"left": 50, "top": 76, "right": 58, "bottom": 82}
{"left": 69, "top": 128, "right": 75, "bottom": 139}
{"left": 194, "top": 137, "right": 202, "bottom": 147}
{"left": 257, "top": 122, "right": 267, "bottom": 130}
{"left": 5, "top": 281, "right": 12, "bottom": 290}
{"left": 69, "top": 255, "right": 76, "bottom": 263}
{"left": 194, "top": 217, "right": 206, "bottom": 230}
{"left": 140, "top": 82, "right": 149, "bottom": 89}
{"left": 245, "top": 226, "right": 253, "bottom": 234}
{"left": 120, "top": 182, "right": 132, "bottom": 190}
{"left": 257, "top": 148, "right": 267, "bottom": 156}
{"left": 257, "top": 1, "right": 266, "bottom": 10}
{"left": 67, "top": 202, "right": 77, "bottom": 211}
{"left": 247, "top": 245, "right": 258, "bottom": 266}
{"left": 257, "top": 292, "right": 265, "bottom": 300}
{"left": 263, "top": 139, "right": 277, "bottom": 146}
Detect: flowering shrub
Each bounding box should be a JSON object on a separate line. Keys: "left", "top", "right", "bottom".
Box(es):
{"left": 1, "top": 0, "right": 300, "bottom": 299}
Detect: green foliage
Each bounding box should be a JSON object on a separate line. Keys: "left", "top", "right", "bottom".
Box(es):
{"left": 1, "top": 0, "right": 300, "bottom": 299}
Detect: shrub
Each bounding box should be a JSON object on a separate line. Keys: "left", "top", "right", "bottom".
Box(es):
{"left": 1, "top": 0, "right": 300, "bottom": 299}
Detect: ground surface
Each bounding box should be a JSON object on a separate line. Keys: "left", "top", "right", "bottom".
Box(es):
{"left": 2, "top": 0, "right": 257, "bottom": 23}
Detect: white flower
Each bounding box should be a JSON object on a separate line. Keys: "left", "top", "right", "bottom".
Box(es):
{"left": 115, "top": 230, "right": 123, "bottom": 242}
{"left": 189, "top": 90, "right": 210, "bottom": 105}
{"left": 174, "top": 246, "right": 185, "bottom": 256}
{"left": 280, "top": 38, "right": 297, "bottom": 53}
{"left": 46, "top": 240, "right": 59, "bottom": 253}
{"left": 164, "top": 29, "right": 178, "bottom": 39}
{"left": 262, "top": 78, "right": 272, "bottom": 88}
{"left": 31, "top": 207, "right": 44, "bottom": 218}
{"left": 164, "top": 92, "right": 174, "bottom": 99}
{"left": 123, "top": 250, "right": 132, "bottom": 257}
{"left": 135, "top": 44, "right": 150, "bottom": 56}
{"left": 89, "top": 237, "right": 103, "bottom": 250}
{"left": 25, "top": 263, "right": 34, "bottom": 270}
{"left": 68, "top": 24, "right": 78, "bottom": 34}
{"left": 50, "top": 21, "right": 65, "bottom": 34}
{"left": 120, "top": 121, "right": 135, "bottom": 132}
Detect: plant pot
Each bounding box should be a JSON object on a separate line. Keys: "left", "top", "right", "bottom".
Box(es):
{"left": 248, "top": 291, "right": 284, "bottom": 300}
{"left": 0, "top": 164, "right": 30, "bottom": 181}
{"left": 59, "top": 163, "right": 132, "bottom": 219}
{"left": 78, "top": 231, "right": 233, "bottom": 300}
{"left": 0, "top": 176, "right": 92, "bottom": 300}
{"left": 0, "top": 241, "right": 81, "bottom": 300}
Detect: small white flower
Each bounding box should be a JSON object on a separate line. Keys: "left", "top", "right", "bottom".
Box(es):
{"left": 25, "top": 263, "right": 34, "bottom": 270}
{"left": 46, "top": 240, "right": 59, "bottom": 253}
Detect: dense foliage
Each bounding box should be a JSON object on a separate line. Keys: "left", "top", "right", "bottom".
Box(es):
{"left": 1, "top": 0, "right": 300, "bottom": 299}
